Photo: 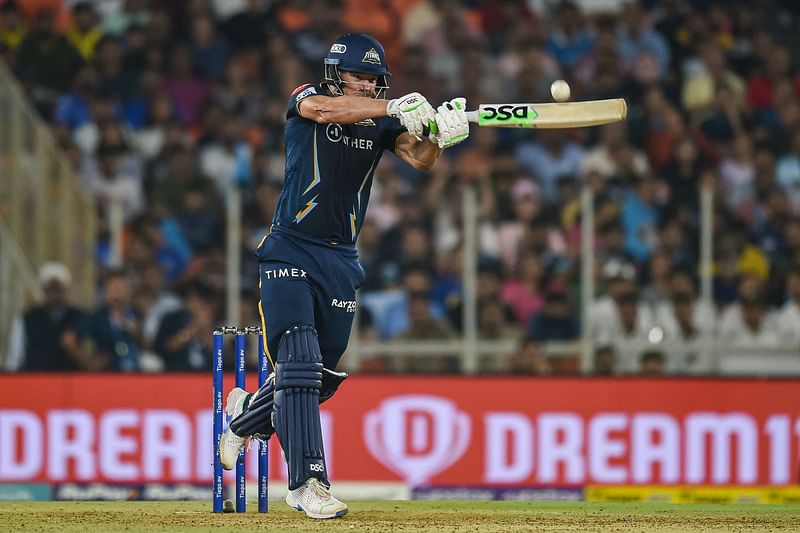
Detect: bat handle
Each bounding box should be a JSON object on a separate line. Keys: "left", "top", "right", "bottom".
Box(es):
{"left": 421, "top": 114, "right": 476, "bottom": 138}
{"left": 421, "top": 119, "right": 440, "bottom": 137}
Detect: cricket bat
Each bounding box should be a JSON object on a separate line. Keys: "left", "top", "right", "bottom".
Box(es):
{"left": 464, "top": 98, "right": 627, "bottom": 129}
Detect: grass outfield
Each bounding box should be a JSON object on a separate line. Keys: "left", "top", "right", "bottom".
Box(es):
{"left": 1, "top": 501, "right": 800, "bottom": 532}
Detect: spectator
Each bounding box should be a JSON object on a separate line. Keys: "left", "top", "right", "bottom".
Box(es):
{"left": 616, "top": 3, "right": 670, "bottom": 79}
{"left": 479, "top": 299, "right": 520, "bottom": 342}
{"left": 501, "top": 250, "right": 546, "bottom": 328}
{"left": 221, "top": 0, "right": 278, "bottom": 50}
{"left": 591, "top": 272, "right": 657, "bottom": 374}
{"left": 94, "top": 36, "right": 138, "bottom": 101}
{"left": 509, "top": 338, "right": 552, "bottom": 376}
{"left": 594, "top": 345, "right": 616, "bottom": 376}
{"left": 199, "top": 118, "right": 253, "bottom": 193}
{"left": 161, "top": 45, "right": 211, "bottom": 127}
{"left": 0, "top": 1, "right": 27, "bottom": 54}
{"left": 63, "top": 269, "right": 142, "bottom": 371}
{"left": 580, "top": 122, "right": 650, "bottom": 182}
{"left": 65, "top": 2, "right": 103, "bottom": 62}
{"left": 392, "top": 292, "right": 458, "bottom": 373}
{"left": 659, "top": 292, "right": 713, "bottom": 374}
{"left": 715, "top": 283, "right": 788, "bottom": 374}
{"left": 527, "top": 288, "right": 580, "bottom": 342}
{"left": 515, "top": 130, "right": 585, "bottom": 204}
{"left": 103, "top": 0, "right": 151, "bottom": 37}
{"left": 54, "top": 64, "right": 98, "bottom": 130}
{"left": 620, "top": 176, "right": 660, "bottom": 262}
{"left": 151, "top": 146, "right": 216, "bottom": 214}
{"left": 448, "top": 258, "right": 513, "bottom": 331}
{"left": 82, "top": 141, "right": 145, "bottom": 225}
{"left": 189, "top": 14, "right": 229, "bottom": 81}
{"left": 639, "top": 350, "right": 666, "bottom": 376}
{"left": 496, "top": 178, "right": 543, "bottom": 271}
{"left": 746, "top": 43, "right": 791, "bottom": 112}
{"left": 379, "top": 263, "right": 445, "bottom": 339}
{"left": 153, "top": 282, "right": 219, "bottom": 371}
{"left": 545, "top": 0, "right": 594, "bottom": 73}
{"left": 5, "top": 263, "right": 85, "bottom": 371}
{"left": 776, "top": 267, "right": 800, "bottom": 345}
{"left": 591, "top": 257, "right": 637, "bottom": 322}
{"left": 661, "top": 136, "right": 706, "bottom": 215}
{"left": 682, "top": 42, "right": 745, "bottom": 117}
{"left": 174, "top": 181, "right": 223, "bottom": 255}
{"left": 719, "top": 133, "right": 756, "bottom": 215}
{"left": 776, "top": 129, "right": 800, "bottom": 213}
{"left": 136, "top": 262, "right": 183, "bottom": 351}
{"left": 16, "top": 10, "right": 83, "bottom": 113}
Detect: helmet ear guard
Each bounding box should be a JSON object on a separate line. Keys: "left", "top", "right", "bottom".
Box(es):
{"left": 323, "top": 59, "right": 345, "bottom": 96}
{"left": 374, "top": 74, "right": 390, "bottom": 99}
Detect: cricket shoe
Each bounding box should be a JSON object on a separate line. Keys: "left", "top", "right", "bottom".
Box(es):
{"left": 219, "top": 388, "right": 251, "bottom": 470}
{"left": 286, "top": 478, "right": 348, "bottom": 519}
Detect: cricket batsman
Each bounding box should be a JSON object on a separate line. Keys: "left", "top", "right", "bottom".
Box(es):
{"left": 217, "top": 33, "right": 469, "bottom": 518}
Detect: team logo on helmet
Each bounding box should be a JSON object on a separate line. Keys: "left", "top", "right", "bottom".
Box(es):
{"left": 330, "top": 43, "right": 347, "bottom": 53}
{"left": 362, "top": 47, "right": 382, "bottom": 65}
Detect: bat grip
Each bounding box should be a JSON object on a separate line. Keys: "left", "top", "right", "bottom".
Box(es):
{"left": 421, "top": 113, "right": 477, "bottom": 137}
{"left": 422, "top": 119, "right": 439, "bottom": 137}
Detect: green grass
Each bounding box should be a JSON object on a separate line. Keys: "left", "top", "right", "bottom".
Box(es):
{"left": 1, "top": 500, "right": 799, "bottom": 532}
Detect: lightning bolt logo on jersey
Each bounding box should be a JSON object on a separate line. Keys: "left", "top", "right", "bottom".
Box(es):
{"left": 272, "top": 83, "right": 405, "bottom": 244}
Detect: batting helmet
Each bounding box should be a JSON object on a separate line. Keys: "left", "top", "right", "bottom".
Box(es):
{"left": 324, "top": 33, "right": 390, "bottom": 98}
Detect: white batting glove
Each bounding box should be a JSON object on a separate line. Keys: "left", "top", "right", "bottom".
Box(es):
{"left": 430, "top": 97, "right": 469, "bottom": 149}
{"left": 386, "top": 92, "right": 436, "bottom": 138}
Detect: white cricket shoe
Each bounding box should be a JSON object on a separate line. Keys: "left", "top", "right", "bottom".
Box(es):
{"left": 285, "top": 478, "right": 348, "bottom": 519}
{"left": 219, "top": 388, "right": 249, "bottom": 470}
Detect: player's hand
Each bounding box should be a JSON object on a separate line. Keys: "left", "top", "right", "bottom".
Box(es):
{"left": 386, "top": 92, "right": 436, "bottom": 137}
{"left": 430, "top": 97, "right": 469, "bottom": 149}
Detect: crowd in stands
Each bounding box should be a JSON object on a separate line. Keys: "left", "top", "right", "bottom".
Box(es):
{"left": 4, "top": 0, "right": 800, "bottom": 376}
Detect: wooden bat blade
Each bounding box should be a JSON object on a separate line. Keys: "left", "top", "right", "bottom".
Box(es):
{"left": 465, "top": 98, "right": 627, "bottom": 128}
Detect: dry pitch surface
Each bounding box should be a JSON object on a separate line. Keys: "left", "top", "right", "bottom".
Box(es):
{"left": 2, "top": 500, "right": 799, "bottom": 532}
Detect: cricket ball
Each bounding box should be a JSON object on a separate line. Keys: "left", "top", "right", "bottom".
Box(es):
{"left": 550, "top": 79, "right": 571, "bottom": 102}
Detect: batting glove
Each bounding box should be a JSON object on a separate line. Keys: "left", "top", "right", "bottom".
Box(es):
{"left": 386, "top": 92, "right": 436, "bottom": 138}
{"left": 430, "top": 97, "right": 469, "bottom": 149}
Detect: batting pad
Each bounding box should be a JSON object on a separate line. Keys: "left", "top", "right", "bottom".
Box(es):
{"left": 273, "top": 325, "right": 327, "bottom": 490}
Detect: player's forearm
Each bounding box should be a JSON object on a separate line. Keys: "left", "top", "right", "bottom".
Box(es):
{"left": 302, "top": 96, "right": 389, "bottom": 125}
{"left": 410, "top": 137, "right": 442, "bottom": 171}
{"left": 394, "top": 132, "right": 442, "bottom": 171}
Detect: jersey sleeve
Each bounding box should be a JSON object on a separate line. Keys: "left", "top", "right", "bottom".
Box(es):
{"left": 383, "top": 117, "right": 408, "bottom": 153}
{"left": 286, "top": 83, "right": 326, "bottom": 121}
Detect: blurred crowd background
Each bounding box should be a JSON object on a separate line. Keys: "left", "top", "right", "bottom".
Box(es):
{"left": 3, "top": 0, "right": 800, "bottom": 376}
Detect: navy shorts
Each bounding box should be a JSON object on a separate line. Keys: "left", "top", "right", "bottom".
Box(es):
{"left": 255, "top": 226, "right": 365, "bottom": 370}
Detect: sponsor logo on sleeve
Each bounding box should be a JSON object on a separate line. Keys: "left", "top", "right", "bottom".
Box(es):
{"left": 295, "top": 86, "right": 317, "bottom": 101}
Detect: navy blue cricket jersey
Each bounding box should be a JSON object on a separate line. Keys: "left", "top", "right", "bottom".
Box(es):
{"left": 272, "top": 83, "right": 406, "bottom": 245}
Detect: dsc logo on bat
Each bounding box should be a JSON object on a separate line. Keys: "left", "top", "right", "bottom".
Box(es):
{"left": 480, "top": 104, "right": 534, "bottom": 120}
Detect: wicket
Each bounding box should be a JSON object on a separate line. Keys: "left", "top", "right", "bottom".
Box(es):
{"left": 212, "top": 326, "right": 271, "bottom": 513}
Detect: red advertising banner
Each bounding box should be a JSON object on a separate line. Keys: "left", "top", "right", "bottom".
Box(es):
{"left": 0, "top": 375, "right": 798, "bottom": 487}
